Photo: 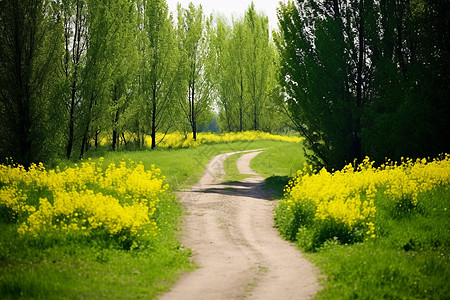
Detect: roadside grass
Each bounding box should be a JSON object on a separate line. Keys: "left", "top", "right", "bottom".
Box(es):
{"left": 0, "top": 139, "right": 303, "bottom": 299}
{"left": 220, "top": 141, "right": 306, "bottom": 198}
{"left": 309, "top": 186, "right": 449, "bottom": 299}
{"left": 251, "top": 142, "right": 306, "bottom": 199}
{"left": 274, "top": 157, "right": 450, "bottom": 299}
{"left": 223, "top": 152, "right": 252, "bottom": 183}
{"left": 0, "top": 192, "right": 194, "bottom": 300}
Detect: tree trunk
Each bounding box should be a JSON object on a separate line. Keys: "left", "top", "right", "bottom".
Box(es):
{"left": 396, "top": 1, "right": 406, "bottom": 77}
{"left": 13, "top": 15, "right": 32, "bottom": 167}
{"left": 94, "top": 129, "right": 99, "bottom": 148}
{"left": 239, "top": 106, "right": 243, "bottom": 132}
{"left": 112, "top": 85, "right": 119, "bottom": 151}
{"left": 79, "top": 131, "right": 88, "bottom": 159}
{"left": 239, "top": 68, "right": 244, "bottom": 132}
{"left": 66, "top": 76, "right": 77, "bottom": 159}
{"left": 192, "top": 96, "right": 197, "bottom": 140}
{"left": 191, "top": 74, "right": 197, "bottom": 141}
{"left": 151, "top": 86, "right": 157, "bottom": 149}
{"left": 121, "top": 132, "right": 128, "bottom": 146}
{"left": 354, "top": 0, "right": 364, "bottom": 163}
{"left": 79, "top": 93, "right": 94, "bottom": 159}
{"left": 253, "top": 102, "right": 258, "bottom": 131}
{"left": 17, "top": 87, "right": 32, "bottom": 168}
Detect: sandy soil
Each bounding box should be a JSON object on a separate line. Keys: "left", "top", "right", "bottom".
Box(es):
{"left": 160, "top": 150, "right": 321, "bottom": 300}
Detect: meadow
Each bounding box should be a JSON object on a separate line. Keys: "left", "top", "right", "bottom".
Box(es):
{"left": 275, "top": 156, "right": 450, "bottom": 299}
{"left": 1, "top": 131, "right": 449, "bottom": 299}
{"left": 0, "top": 134, "right": 304, "bottom": 299}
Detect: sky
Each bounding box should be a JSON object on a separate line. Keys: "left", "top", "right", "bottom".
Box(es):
{"left": 166, "top": 0, "right": 281, "bottom": 31}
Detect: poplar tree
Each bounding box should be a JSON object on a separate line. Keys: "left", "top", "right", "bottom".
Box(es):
{"left": 141, "top": 0, "right": 181, "bottom": 149}
{"left": 244, "top": 3, "right": 273, "bottom": 131}
{"left": 104, "top": 0, "right": 138, "bottom": 151}
{"left": 213, "top": 3, "right": 278, "bottom": 133}
{"left": 177, "top": 3, "right": 213, "bottom": 140}
{"left": 0, "top": 0, "right": 63, "bottom": 166}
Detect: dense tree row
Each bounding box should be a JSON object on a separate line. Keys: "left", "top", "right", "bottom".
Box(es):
{"left": 4, "top": 0, "right": 445, "bottom": 168}
{"left": 0, "top": 0, "right": 282, "bottom": 166}
{"left": 211, "top": 4, "right": 281, "bottom": 132}
{"left": 276, "top": 0, "right": 450, "bottom": 169}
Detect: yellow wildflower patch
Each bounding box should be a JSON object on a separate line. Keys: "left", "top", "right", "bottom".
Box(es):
{"left": 1, "top": 159, "right": 167, "bottom": 240}
{"left": 282, "top": 154, "right": 450, "bottom": 243}
{"left": 97, "top": 131, "right": 304, "bottom": 149}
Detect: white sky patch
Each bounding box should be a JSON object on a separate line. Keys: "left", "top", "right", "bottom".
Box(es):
{"left": 166, "top": 0, "right": 280, "bottom": 31}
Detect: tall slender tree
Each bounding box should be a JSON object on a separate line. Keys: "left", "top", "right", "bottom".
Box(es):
{"left": 244, "top": 3, "right": 273, "bottom": 131}
{"left": 60, "top": 0, "right": 89, "bottom": 159}
{"left": 104, "top": 0, "right": 139, "bottom": 151}
{"left": 141, "top": 0, "right": 181, "bottom": 149}
{"left": 177, "top": 3, "right": 213, "bottom": 140}
{"left": 0, "top": 0, "right": 63, "bottom": 166}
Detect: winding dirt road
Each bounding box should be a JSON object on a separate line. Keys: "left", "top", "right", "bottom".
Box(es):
{"left": 160, "top": 150, "right": 321, "bottom": 300}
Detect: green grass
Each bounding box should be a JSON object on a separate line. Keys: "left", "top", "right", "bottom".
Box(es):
{"left": 250, "top": 141, "right": 305, "bottom": 178}
{"left": 223, "top": 152, "right": 252, "bottom": 183}
{"left": 219, "top": 141, "right": 306, "bottom": 198}
{"left": 251, "top": 141, "right": 306, "bottom": 198}
{"left": 282, "top": 186, "right": 450, "bottom": 299}
{"left": 0, "top": 140, "right": 306, "bottom": 299}
{"left": 0, "top": 192, "right": 194, "bottom": 299}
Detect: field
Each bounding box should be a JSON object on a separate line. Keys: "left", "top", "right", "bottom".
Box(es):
{"left": 1, "top": 135, "right": 449, "bottom": 299}
{"left": 0, "top": 137, "right": 305, "bottom": 299}
{"left": 275, "top": 156, "right": 450, "bottom": 299}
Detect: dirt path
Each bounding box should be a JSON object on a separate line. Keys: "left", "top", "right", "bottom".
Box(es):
{"left": 160, "top": 150, "right": 321, "bottom": 300}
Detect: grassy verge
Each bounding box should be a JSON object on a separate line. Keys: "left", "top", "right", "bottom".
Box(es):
{"left": 223, "top": 152, "right": 251, "bottom": 183}
{"left": 309, "top": 186, "right": 449, "bottom": 299}
{"left": 219, "top": 141, "right": 306, "bottom": 197}
{"left": 0, "top": 157, "right": 196, "bottom": 299}
{"left": 1, "top": 140, "right": 304, "bottom": 299}
{"left": 274, "top": 157, "right": 450, "bottom": 299}
{"left": 251, "top": 141, "right": 306, "bottom": 198}
{"left": 0, "top": 193, "right": 194, "bottom": 300}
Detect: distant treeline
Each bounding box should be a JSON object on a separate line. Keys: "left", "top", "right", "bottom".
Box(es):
{"left": 1, "top": 0, "right": 449, "bottom": 170}
{"left": 0, "top": 0, "right": 283, "bottom": 166}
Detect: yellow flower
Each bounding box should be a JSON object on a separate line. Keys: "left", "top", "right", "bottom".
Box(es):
{"left": 1, "top": 159, "right": 168, "bottom": 241}
{"left": 280, "top": 154, "right": 450, "bottom": 243}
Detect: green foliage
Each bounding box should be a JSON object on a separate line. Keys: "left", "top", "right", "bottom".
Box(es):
{"left": 211, "top": 5, "right": 282, "bottom": 133}
{"left": 275, "top": 0, "right": 450, "bottom": 169}
{"left": 275, "top": 199, "right": 315, "bottom": 241}
{"left": 0, "top": 0, "right": 64, "bottom": 166}
{"left": 276, "top": 174, "right": 450, "bottom": 298}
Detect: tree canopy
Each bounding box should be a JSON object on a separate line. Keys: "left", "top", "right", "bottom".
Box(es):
{"left": 0, "top": 0, "right": 448, "bottom": 167}
{"left": 275, "top": 0, "right": 450, "bottom": 169}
